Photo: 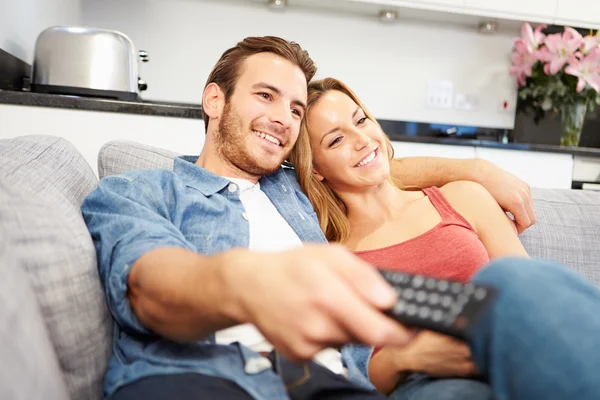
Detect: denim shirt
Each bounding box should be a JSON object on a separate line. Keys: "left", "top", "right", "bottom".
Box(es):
{"left": 81, "top": 156, "right": 374, "bottom": 399}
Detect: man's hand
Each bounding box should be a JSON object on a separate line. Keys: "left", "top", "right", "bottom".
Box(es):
{"left": 400, "top": 330, "right": 478, "bottom": 377}
{"left": 475, "top": 159, "right": 536, "bottom": 234}
{"left": 226, "top": 244, "right": 413, "bottom": 362}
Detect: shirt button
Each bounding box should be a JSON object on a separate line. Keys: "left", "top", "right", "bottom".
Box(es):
{"left": 244, "top": 356, "right": 272, "bottom": 375}
{"left": 281, "top": 184, "right": 287, "bottom": 192}
{"left": 242, "top": 212, "right": 248, "bottom": 221}
{"left": 228, "top": 183, "right": 237, "bottom": 193}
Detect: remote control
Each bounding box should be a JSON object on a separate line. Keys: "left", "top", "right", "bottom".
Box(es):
{"left": 378, "top": 269, "right": 498, "bottom": 340}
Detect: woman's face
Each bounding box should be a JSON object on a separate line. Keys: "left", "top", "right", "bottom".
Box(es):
{"left": 307, "top": 90, "right": 390, "bottom": 192}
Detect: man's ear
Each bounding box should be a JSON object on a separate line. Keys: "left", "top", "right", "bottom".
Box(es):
{"left": 202, "top": 83, "right": 225, "bottom": 122}
{"left": 312, "top": 166, "right": 325, "bottom": 182}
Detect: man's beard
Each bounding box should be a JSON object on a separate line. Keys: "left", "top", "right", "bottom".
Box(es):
{"left": 215, "top": 101, "right": 289, "bottom": 177}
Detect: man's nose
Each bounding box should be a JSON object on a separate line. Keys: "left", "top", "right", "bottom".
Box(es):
{"left": 269, "top": 102, "right": 293, "bottom": 129}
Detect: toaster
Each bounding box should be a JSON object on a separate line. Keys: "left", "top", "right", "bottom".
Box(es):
{"left": 30, "top": 26, "right": 149, "bottom": 101}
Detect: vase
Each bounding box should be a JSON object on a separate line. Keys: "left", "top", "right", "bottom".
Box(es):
{"left": 560, "top": 102, "right": 587, "bottom": 147}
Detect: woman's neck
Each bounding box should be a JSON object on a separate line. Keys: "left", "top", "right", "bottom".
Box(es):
{"left": 337, "top": 180, "right": 408, "bottom": 225}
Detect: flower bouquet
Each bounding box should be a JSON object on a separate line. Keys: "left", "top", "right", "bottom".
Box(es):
{"left": 510, "top": 23, "right": 600, "bottom": 146}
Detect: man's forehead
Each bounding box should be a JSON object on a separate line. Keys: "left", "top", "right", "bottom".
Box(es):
{"left": 238, "top": 53, "right": 307, "bottom": 97}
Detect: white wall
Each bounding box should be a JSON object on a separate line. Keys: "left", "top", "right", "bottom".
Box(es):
{"left": 81, "top": 0, "right": 519, "bottom": 129}
{"left": 0, "top": 0, "right": 81, "bottom": 63}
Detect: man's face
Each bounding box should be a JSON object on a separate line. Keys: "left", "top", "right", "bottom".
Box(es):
{"left": 215, "top": 52, "right": 308, "bottom": 177}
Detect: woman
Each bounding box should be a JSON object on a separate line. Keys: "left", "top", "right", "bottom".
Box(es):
{"left": 288, "top": 78, "right": 529, "bottom": 400}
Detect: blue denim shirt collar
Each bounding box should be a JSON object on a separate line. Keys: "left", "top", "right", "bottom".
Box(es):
{"left": 174, "top": 155, "right": 232, "bottom": 196}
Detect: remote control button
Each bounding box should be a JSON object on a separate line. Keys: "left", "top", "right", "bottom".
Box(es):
{"left": 437, "top": 280, "right": 449, "bottom": 292}
{"left": 415, "top": 290, "right": 428, "bottom": 303}
{"left": 428, "top": 293, "right": 440, "bottom": 305}
{"left": 475, "top": 288, "right": 487, "bottom": 300}
{"left": 441, "top": 295, "right": 453, "bottom": 308}
{"left": 402, "top": 288, "right": 415, "bottom": 300}
{"left": 406, "top": 304, "right": 418, "bottom": 316}
{"left": 394, "top": 287, "right": 403, "bottom": 296}
{"left": 457, "top": 294, "right": 469, "bottom": 306}
{"left": 412, "top": 275, "right": 425, "bottom": 288}
{"left": 432, "top": 309, "right": 444, "bottom": 321}
{"left": 393, "top": 300, "right": 406, "bottom": 314}
{"left": 451, "top": 282, "right": 463, "bottom": 294}
{"left": 464, "top": 283, "right": 475, "bottom": 295}
{"left": 418, "top": 306, "right": 431, "bottom": 319}
{"left": 425, "top": 278, "right": 437, "bottom": 290}
{"left": 450, "top": 303, "right": 464, "bottom": 315}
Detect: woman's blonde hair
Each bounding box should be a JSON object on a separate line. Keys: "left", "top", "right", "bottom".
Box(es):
{"left": 288, "top": 77, "right": 399, "bottom": 243}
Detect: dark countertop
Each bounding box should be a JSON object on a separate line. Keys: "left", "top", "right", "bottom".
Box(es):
{"left": 386, "top": 134, "right": 600, "bottom": 157}
{"left": 0, "top": 90, "right": 202, "bottom": 119}
{"left": 2, "top": 89, "right": 599, "bottom": 157}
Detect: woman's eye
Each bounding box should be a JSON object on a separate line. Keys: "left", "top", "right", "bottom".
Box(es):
{"left": 328, "top": 137, "right": 342, "bottom": 147}
{"left": 357, "top": 117, "right": 368, "bottom": 125}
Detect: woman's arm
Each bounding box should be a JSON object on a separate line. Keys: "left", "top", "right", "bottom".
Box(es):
{"left": 368, "top": 331, "right": 477, "bottom": 395}
{"left": 391, "top": 157, "right": 536, "bottom": 234}
{"left": 440, "top": 180, "right": 529, "bottom": 259}
{"left": 368, "top": 347, "right": 412, "bottom": 395}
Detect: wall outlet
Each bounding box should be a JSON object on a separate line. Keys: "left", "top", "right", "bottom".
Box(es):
{"left": 427, "top": 80, "right": 454, "bottom": 109}
{"left": 455, "top": 93, "right": 477, "bottom": 111}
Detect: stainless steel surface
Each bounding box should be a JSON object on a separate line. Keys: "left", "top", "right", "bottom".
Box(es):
{"left": 31, "top": 26, "right": 140, "bottom": 93}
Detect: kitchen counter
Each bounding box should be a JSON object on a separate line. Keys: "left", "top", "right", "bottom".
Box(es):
{"left": 387, "top": 134, "right": 600, "bottom": 158}
{"left": 0, "top": 90, "right": 202, "bottom": 119}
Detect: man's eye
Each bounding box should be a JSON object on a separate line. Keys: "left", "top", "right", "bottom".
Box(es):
{"left": 328, "top": 137, "right": 342, "bottom": 147}
{"left": 259, "top": 93, "right": 272, "bottom": 100}
{"left": 292, "top": 108, "right": 301, "bottom": 117}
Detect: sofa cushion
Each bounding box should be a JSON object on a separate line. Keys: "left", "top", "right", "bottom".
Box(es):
{"left": 98, "top": 139, "right": 179, "bottom": 178}
{"left": 0, "top": 136, "right": 112, "bottom": 400}
{"left": 0, "top": 230, "right": 70, "bottom": 400}
{"left": 521, "top": 188, "right": 600, "bottom": 286}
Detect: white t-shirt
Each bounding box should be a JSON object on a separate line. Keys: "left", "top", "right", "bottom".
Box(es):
{"left": 215, "top": 178, "right": 345, "bottom": 376}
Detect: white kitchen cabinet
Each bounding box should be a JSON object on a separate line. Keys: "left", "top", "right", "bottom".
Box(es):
{"left": 555, "top": 0, "right": 600, "bottom": 29}
{"left": 0, "top": 104, "right": 205, "bottom": 177}
{"left": 462, "top": 0, "right": 557, "bottom": 22}
{"left": 474, "top": 147, "right": 573, "bottom": 189}
{"left": 391, "top": 141, "right": 476, "bottom": 159}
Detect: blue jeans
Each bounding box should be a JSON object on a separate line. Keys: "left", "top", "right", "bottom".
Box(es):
{"left": 469, "top": 257, "right": 600, "bottom": 400}
{"left": 389, "top": 374, "right": 492, "bottom": 400}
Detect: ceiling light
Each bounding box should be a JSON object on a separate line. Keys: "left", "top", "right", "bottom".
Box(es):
{"left": 379, "top": 10, "right": 398, "bottom": 23}
{"left": 268, "top": 0, "right": 287, "bottom": 10}
{"left": 478, "top": 20, "right": 497, "bottom": 34}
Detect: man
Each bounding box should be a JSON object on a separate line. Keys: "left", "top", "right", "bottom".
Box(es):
{"left": 83, "top": 36, "right": 600, "bottom": 400}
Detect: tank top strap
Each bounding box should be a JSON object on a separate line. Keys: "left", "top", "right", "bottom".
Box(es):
{"left": 421, "top": 186, "right": 472, "bottom": 229}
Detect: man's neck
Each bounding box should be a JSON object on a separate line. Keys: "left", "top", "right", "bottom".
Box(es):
{"left": 195, "top": 141, "right": 261, "bottom": 184}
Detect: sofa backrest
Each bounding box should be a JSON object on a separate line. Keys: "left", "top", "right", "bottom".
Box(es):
{"left": 99, "top": 139, "right": 600, "bottom": 287}
{"left": 0, "top": 135, "right": 112, "bottom": 400}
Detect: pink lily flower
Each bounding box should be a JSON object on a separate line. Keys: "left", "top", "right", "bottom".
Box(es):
{"left": 510, "top": 40, "right": 538, "bottom": 87}
{"left": 580, "top": 35, "right": 599, "bottom": 54}
{"left": 539, "top": 28, "right": 583, "bottom": 75}
{"left": 564, "top": 48, "right": 600, "bottom": 92}
{"left": 521, "top": 22, "right": 547, "bottom": 53}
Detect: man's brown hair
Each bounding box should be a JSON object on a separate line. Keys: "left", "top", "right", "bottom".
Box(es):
{"left": 202, "top": 36, "right": 317, "bottom": 131}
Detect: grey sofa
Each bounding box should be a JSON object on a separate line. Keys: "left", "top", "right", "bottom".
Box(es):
{"left": 1, "top": 134, "right": 599, "bottom": 400}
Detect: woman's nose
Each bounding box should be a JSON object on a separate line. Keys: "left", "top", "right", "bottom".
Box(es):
{"left": 353, "top": 131, "right": 372, "bottom": 150}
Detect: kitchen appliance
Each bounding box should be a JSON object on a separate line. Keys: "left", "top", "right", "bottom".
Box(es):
{"left": 30, "top": 26, "right": 149, "bottom": 101}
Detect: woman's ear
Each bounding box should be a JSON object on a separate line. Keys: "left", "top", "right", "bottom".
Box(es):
{"left": 312, "top": 166, "right": 325, "bottom": 182}
{"left": 202, "top": 83, "right": 225, "bottom": 122}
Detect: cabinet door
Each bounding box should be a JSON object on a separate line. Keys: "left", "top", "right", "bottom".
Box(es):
{"left": 391, "top": 141, "right": 476, "bottom": 159}
{"left": 555, "top": 0, "right": 600, "bottom": 30}
{"left": 463, "top": 0, "right": 557, "bottom": 21}
{"left": 0, "top": 104, "right": 205, "bottom": 177}
{"left": 475, "top": 147, "right": 573, "bottom": 189}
